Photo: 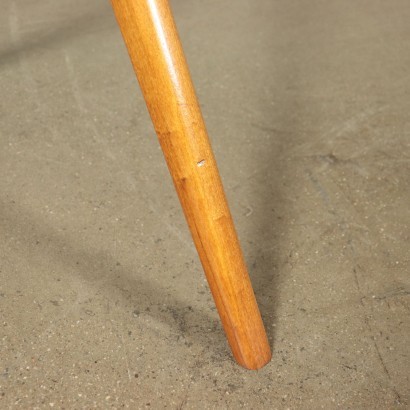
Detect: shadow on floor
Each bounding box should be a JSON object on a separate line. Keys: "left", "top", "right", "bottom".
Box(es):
{"left": 0, "top": 199, "right": 228, "bottom": 355}
{"left": 1, "top": 2, "right": 116, "bottom": 66}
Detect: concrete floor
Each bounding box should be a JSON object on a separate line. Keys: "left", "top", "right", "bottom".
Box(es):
{"left": 1, "top": 0, "right": 409, "bottom": 408}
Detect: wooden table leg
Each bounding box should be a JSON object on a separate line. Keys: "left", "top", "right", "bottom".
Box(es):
{"left": 110, "top": 0, "right": 271, "bottom": 370}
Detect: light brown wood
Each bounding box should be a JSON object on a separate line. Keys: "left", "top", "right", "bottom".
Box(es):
{"left": 110, "top": 0, "right": 271, "bottom": 370}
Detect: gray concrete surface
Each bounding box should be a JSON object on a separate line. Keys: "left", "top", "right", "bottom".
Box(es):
{"left": 1, "top": 0, "right": 409, "bottom": 408}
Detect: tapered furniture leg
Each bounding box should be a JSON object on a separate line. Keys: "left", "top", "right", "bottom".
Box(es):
{"left": 110, "top": 0, "right": 271, "bottom": 370}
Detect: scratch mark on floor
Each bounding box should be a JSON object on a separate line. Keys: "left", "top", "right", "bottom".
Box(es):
{"left": 347, "top": 241, "right": 403, "bottom": 405}
{"left": 63, "top": 49, "right": 116, "bottom": 160}
{"left": 306, "top": 171, "right": 330, "bottom": 206}
{"left": 119, "top": 331, "right": 132, "bottom": 382}
{"left": 289, "top": 106, "right": 386, "bottom": 158}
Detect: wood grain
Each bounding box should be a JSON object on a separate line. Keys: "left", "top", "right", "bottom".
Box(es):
{"left": 110, "top": 0, "right": 271, "bottom": 369}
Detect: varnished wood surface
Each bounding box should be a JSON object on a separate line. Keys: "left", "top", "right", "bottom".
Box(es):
{"left": 111, "top": 0, "right": 271, "bottom": 369}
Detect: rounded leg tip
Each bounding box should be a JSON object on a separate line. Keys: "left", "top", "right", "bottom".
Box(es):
{"left": 235, "top": 347, "right": 272, "bottom": 371}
